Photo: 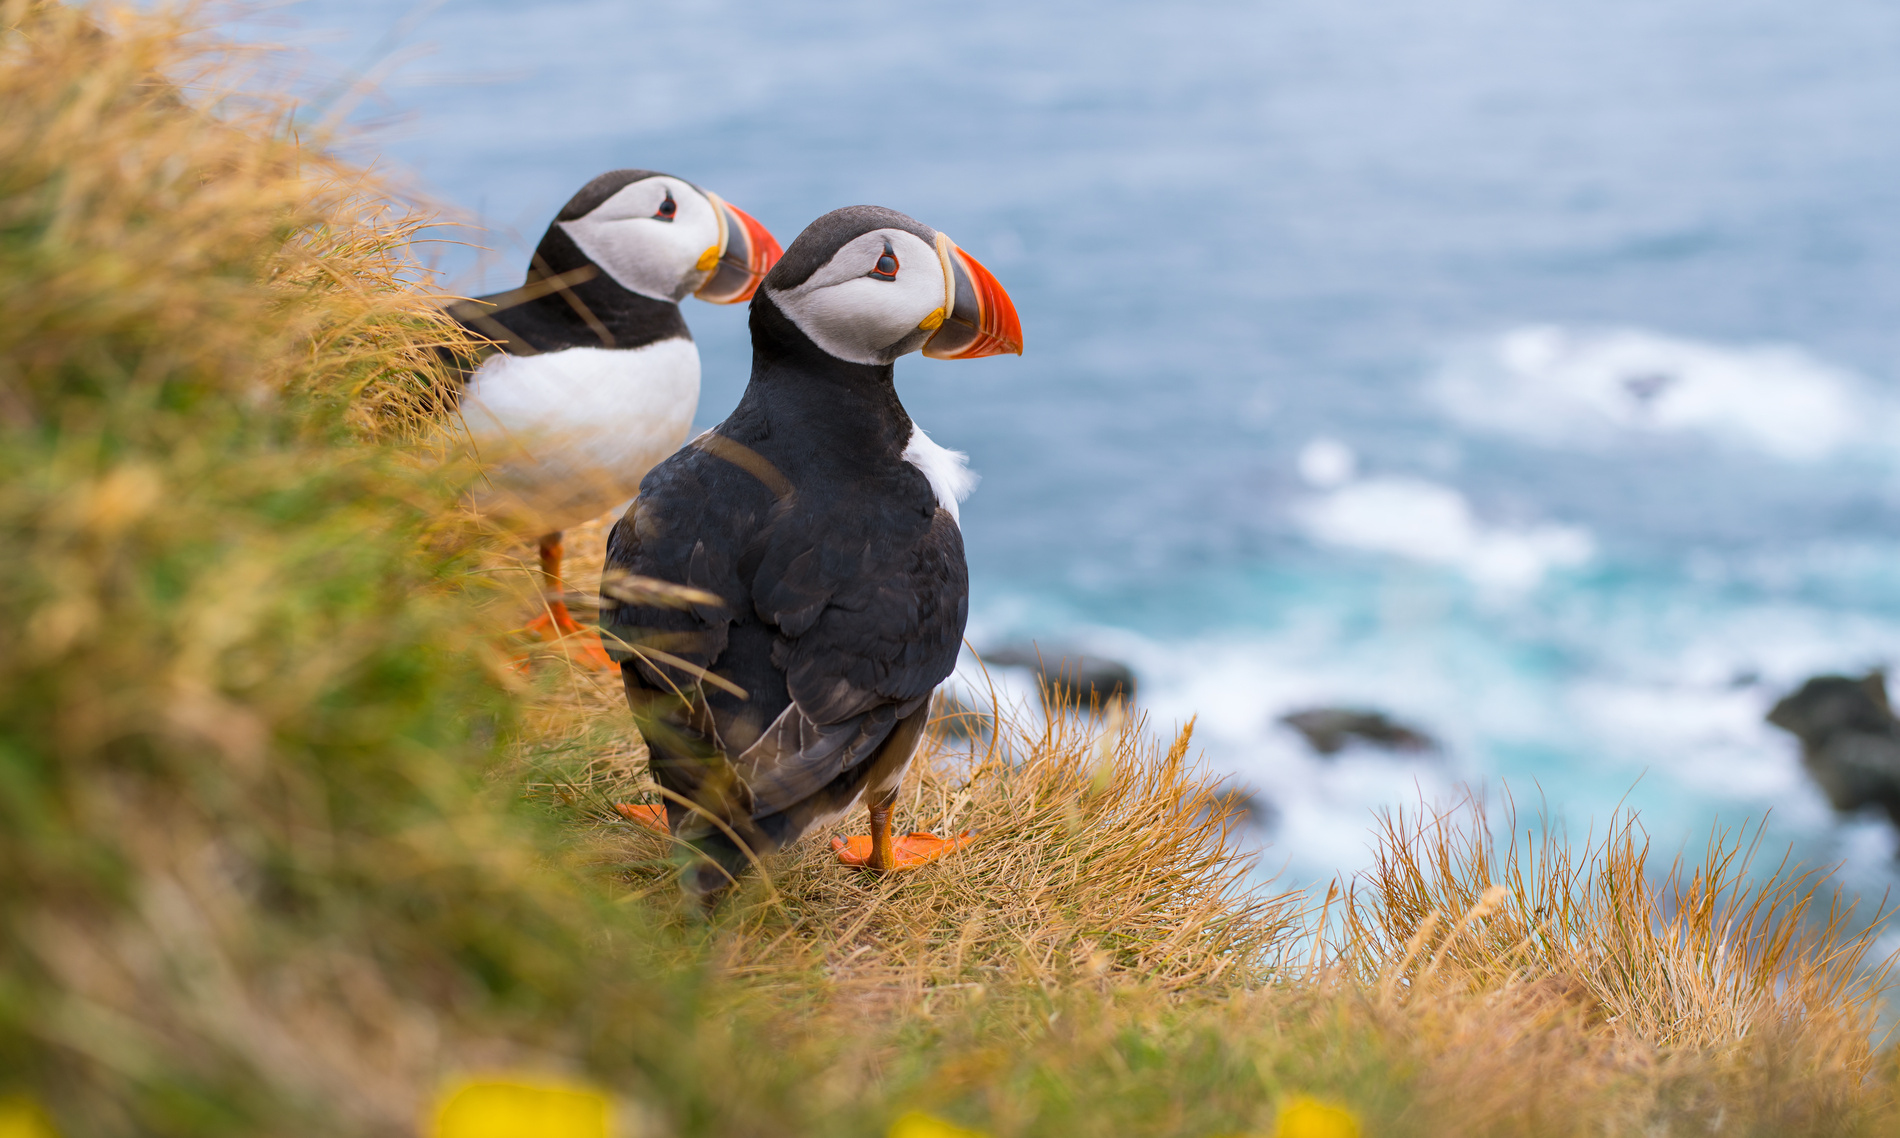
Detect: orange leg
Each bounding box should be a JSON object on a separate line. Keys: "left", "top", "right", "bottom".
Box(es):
{"left": 832, "top": 790, "right": 974, "bottom": 872}
{"left": 614, "top": 802, "right": 669, "bottom": 833}
{"left": 522, "top": 531, "right": 613, "bottom": 669}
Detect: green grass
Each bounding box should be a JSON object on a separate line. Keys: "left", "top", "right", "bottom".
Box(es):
{"left": 5, "top": 4, "right": 1900, "bottom": 1135}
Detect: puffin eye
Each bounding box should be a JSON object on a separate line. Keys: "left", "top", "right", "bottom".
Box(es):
{"left": 870, "top": 240, "right": 899, "bottom": 281}
{"left": 653, "top": 191, "right": 677, "bottom": 221}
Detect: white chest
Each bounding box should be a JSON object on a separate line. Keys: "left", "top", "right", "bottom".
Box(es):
{"left": 902, "top": 424, "right": 979, "bottom": 524}
{"left": 461, "top": 340, "right": 700, "bottom": 466}
{"left": 459, "top": 340, "right": 701, "bottom": 530}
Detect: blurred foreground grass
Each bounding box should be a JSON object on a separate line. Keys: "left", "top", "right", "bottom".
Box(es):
{"left": 4, "top": 3, "right": 1899, "bottom": 1135}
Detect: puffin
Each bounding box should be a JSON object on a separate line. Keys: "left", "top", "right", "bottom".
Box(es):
{"left": 448, "top": 169, "right": 782, "bottom": 665}
{"left": 600, "top": 205, "right": 1023, "bottom": 895}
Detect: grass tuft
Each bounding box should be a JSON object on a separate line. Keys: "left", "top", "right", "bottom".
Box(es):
{"left": 1343, "top": 794, "right": 1891, "bottom": 1051}
{"left": 596, "top": 699, "right": 1301, "bottom": 997}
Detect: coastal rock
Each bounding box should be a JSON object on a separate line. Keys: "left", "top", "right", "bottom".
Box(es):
{"left": 1203, "top": 786, "right": 1277, "bottom": 833}
{"left": 1766, "top": 670, "right": 1900, "bottom": 826}
{"left": 1279, "top": 706, "right": 1437, "bottom": 757}
{"left": 981, "top": 645, "right": 1137, "bottom": 706}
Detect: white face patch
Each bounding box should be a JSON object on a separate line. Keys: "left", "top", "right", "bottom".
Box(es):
{"left": 765, "top": 228, "right": 949, "bottom": 365}
{"left": 557, "top": 177, "right": 722, "bottom": 302}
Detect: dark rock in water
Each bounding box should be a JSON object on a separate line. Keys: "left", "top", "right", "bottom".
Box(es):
{"left": 1279, "top": 707, "right": 1437, "bottom": 757}
{"left": 1202, "top": 786, "right": 1277, "bottom": 832}
{"left": 982, "top": 645, "right": 1137, "bottom": 706}
{"left": 1767, "top": 670, "right": 1900, "bottom": 827}
{"left": 1622, "top": 370, "right": 1676, "bottom": 405}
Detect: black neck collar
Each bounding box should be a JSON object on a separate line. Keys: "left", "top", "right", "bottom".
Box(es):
{"left": 724, "top": 295, "right": 914, "bottom": 464}
{"left": 455, "top": 224, "right": 691, "bottom": 354}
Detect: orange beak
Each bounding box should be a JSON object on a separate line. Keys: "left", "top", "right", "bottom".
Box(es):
{"left": 923, "top": 237, "right": 1024, "bottom": 359}
{"left": 695, "top": 194, "right": 783, "bottom": 304}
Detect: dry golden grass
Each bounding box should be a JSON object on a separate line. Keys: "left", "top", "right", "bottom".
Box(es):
{"left": 518, "top": 515, "right": 1900, "bottom": 1136}
{"left": 0, "top": 0, "right": 471, "bottom": 442}
{"left": 1341, "top": 795, "right": 1890, "bottom": 1050}
{"left": 1310, "top": 796, "right": 1896, "bottom": 1134}
{"left": 0, "top": 7, "right": 609, "bottom": 1134}
{"left": 627, "top": 710, "right": 1295, "bottom": 993}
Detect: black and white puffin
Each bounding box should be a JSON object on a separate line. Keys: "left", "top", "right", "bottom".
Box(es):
{"left": 449, "top": 169, "right": 781, "bottom": 665}
{"left": 600, "top": 205, "right": 1022, "bottom": 893}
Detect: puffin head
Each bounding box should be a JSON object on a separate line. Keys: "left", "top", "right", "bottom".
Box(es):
{"left": 762, "top": 205, "right": 1023, "bottom": 366}
{"left": 545, "top": 169, "right": 782, "bottom": 304}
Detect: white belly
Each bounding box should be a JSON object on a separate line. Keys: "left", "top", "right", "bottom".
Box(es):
{"left": 459, "top": 339, "right": 700, "bottom": 533}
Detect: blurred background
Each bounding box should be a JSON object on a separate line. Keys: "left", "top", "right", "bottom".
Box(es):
{"left": 242, "top": 0, "right": 1900, "bottom": 898}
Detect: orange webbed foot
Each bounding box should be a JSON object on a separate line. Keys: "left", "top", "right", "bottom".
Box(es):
{"left": 519, "top": 605, "right": 615, "bottom": 671}
{"left": 831, "top": 830, "right": 976, "bottom": 871}
{"left": 614, "top": 802, "right": 669, "bottom": 833}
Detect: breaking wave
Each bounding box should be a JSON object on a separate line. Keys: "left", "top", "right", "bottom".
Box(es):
{"left": 1295, "top": 474, "right": 1595, "bottom": 593}
{"left": 1429, "top": 325, "right": 1892, "bottom": 461}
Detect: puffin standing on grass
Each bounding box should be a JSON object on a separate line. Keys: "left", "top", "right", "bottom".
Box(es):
{"left": 601, "top": 205, "right": 1022, "bottom": 895}
{"left": 448, "top": 169, "right": 781, "bottom": 666}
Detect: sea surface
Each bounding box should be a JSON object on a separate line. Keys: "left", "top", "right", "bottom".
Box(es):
{"left": 245, "top": 0, "right": 1900, "bottom": 905}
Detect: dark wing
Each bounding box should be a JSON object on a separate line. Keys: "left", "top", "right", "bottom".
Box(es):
{"left": 604, "top": 436, "right": 967, "bottom": 846}
{"left": 601, "top": 438, "right": 766, "bottom": 689}
{"left": 732, "top": 505, "right": 967, "bottom": 819}
{"left": 763, "top": 504, "right": 967, "bottom": 721}
{"left": 601, "top": 436, "right": 777, "bottom": 832}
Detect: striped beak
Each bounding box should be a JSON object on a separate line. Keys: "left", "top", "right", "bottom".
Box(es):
{"left": 922, "top": 235, "right": 1024, "bottom": 359}
{"left": 695, "top": 193, "right": 783, "bottom": 304}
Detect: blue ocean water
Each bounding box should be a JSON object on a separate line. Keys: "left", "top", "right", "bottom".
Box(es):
{"left": 249, "top": 0, "right": 1900, "bottom": 898}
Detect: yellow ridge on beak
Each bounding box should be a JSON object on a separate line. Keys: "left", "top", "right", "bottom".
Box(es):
{"left": 922, "top": 233, "right": 1024, "bottom": 359}
{"left": 694, "top": 190, "right": 783, "bottom": 304}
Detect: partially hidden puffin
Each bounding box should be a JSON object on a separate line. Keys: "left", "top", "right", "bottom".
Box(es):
{"left": 448, "top": 170, "right": 781, "bottom": 666}
{"left": 600, "top": 205, "right": 1022, "bottom": 895}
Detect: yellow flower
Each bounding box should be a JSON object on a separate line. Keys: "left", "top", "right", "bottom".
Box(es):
{"left": 432, "top": 1078, "right": 611, "bottom": 1138}
{"left": 0, "top": 1097, "right": 58, "bottom": 1138}
{"left": 887, "top": 1110, "right": 993, "bottom": 1138}
{"left": 1272, "top": 1095, "right": 1361, "bottom": 1138}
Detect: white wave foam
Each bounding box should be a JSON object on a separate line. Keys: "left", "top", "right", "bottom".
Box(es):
{"left": 1430, "top": 325, "right": 1882, "bottom": 461}
{"left": 943, "top": 630, "right": 1479, "bottom": 887}
{"left": 1296, "top": 476, "right": 1594, "bottom": 592}
{"left": 1297, "top": 436, "right": 1358, "bottom": 488}
{"left": 959, "top": 585, "right": 1900, "bottom": 893}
